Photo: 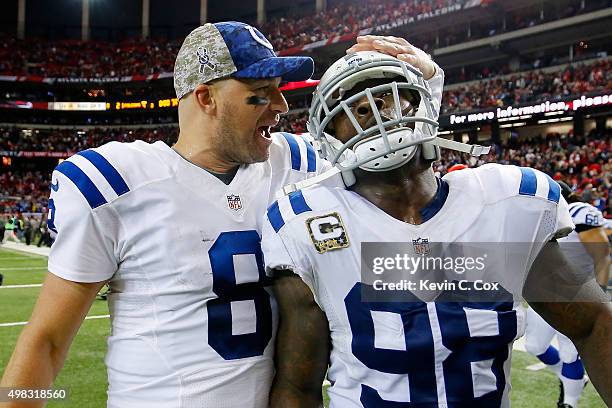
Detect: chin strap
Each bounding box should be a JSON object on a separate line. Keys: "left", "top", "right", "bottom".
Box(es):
{"left": 280, "top": 167, "right": 342, "bottom": 196}
{"left": 280, "top": 138, "right": 491, "bottom": 196}
{"left": 431, "top": 137, "right": 491, "bottom": 156}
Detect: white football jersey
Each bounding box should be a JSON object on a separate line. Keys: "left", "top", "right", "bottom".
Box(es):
{"left": 558, "top": 201, "right": 605, "bottom": 275}
{"left": 47, "top": 133, "right": 328, "bottom": 408}
{"left": 262, "top": 163, "right": 573, "bottom": 408}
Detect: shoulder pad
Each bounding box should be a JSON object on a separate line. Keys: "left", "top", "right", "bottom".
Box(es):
{"left": 447, "top": 163, "right": 561, "bottom": 205}
{"left": 266, "top": 185, "right": 340, "bottom": 233}
{"left": 568, "top": 202, "right": 605, "bottom": 227}
{"left": 270, "top": 132, "right": 319, "bottom": 174}
{"left": 52, "top": 141, "right": 170, "bottom": 208}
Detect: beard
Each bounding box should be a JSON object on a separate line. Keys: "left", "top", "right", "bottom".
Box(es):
{"left": 214, "top": 103, "right": 270, "bottom": 166}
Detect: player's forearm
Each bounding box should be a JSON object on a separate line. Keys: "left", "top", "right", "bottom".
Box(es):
{"left": 572, "top": 302, "right": 612, "bottom": 405}
{"left": 270, "top": 378, "right": 323, "bottom": 408}
{"left": 271, "top": 272, "right": 329, "bottom": 408}
{"left": 594, "top": 256, "right": 610, "bottom": 288}
{"left": 0, "top": 328, "right": 66, "bottom": 407}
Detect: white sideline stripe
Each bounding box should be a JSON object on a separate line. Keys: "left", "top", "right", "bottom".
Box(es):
{"left": 0, "top": 314, "right": 110, "bottom": 327}
{"left": 526, "top": 363, "right": 547, "bottom": 371}
{"left": 0, "top": 241, "right": 51, "bottom": 257}
{"left": 0, "top": 284, "right": 42, "bottom": 289}
{"left": 0, "top": 257, "right": 43, "bottom": 261}
{"left": 0, "top": 267, "right": 47, "bottom": 271}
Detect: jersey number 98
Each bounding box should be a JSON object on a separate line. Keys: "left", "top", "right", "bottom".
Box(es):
{"left": 345, "top": 283, "right": 518, "bottom": 406}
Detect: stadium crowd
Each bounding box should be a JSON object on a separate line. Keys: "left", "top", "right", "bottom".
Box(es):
{"left": 0, "top": 126, "right": 177, "bottom": 153}
{"left": 0, "top": 169, "right": 59, "bottom": 247}
{"left": 263, "top": 0, "right": 468, "bottom": 51}
{"left": 442, "top": 59, "right": 612, "bottom": 114}
{"left": 1, "top": 126, "right": 609, "bottom": 217}
{"left": 0, "top": 36, "right": 180, "bottom": 78}
{"left": 434, "top": 129, "right": 611, "bottom": 215}
{"left": 1, "top": 56, "right": 608, "bottom": 123}
{"left": 0, "top": 0, "right": 604, "bottom": 79}
{"left": 0, "top": 170, "right": 49, "bottom": 214}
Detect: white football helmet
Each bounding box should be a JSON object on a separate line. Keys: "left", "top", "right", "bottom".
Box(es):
{"left": 307, "top": 51, "right": 490, "bottom": 187}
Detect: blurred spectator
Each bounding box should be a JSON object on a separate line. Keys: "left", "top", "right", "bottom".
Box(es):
{"left": 275, "top": 110, "right": 309, "bottom": 134}
{"left": 0, "top": 170, "right": 50, "bottom": 214}
{"left": 37, "top": 222, "right": 52, "bottom": 248}
{"left": 2, "top": 217, "right": 19, "bottom": 243}
{"left": 432, "top": 129, "right": 611, "bottom": 216}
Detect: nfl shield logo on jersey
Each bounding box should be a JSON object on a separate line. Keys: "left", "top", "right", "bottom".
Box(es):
{"left": 413, "top": 237, "right": 430, "bottom": 255}
{"left": 226, "top": 194, "right": 243, "bottom": 211}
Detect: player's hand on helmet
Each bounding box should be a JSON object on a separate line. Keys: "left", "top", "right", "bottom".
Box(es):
{"left": 346, "top": 35, "right": 436, "bottom": 80}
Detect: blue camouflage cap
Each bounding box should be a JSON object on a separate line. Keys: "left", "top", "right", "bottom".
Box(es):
{"left": 174, "top": 21, "right": 315, "bottom": 99}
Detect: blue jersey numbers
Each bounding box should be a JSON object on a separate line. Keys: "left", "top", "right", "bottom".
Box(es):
{"left": 207, "top": 230, "right": 272, "bottom": 360}
{"left": 345, "top": 283, "right": 517, "bottom": 407}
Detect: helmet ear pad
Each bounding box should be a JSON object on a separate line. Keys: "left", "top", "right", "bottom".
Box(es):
{"left": 422, "top": 142, "right": 440, "bottom": 161}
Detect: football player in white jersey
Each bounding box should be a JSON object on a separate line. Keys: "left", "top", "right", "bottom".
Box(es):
{"left": 525, "top": 181, "right": 610, "bottom": 408}
{"left": 1, "top": 22, "right": 329, "bottom": 408}
{"left": 558, "top": 183, "right": 610, "bottom": 292}
{"left": 261, "top": 37, "right": 612, "bottom": 407}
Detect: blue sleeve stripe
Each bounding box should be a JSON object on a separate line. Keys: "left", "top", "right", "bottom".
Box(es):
{"left": 288, "top": 190, "right": 312, "bottom": 215}
{"left": 545, "top": 175, "right": 561, "bottom": 203}
{"left": 281, "top": 133, "right": 302, "bottom": 171}
{"left": 56, "top": 161, "right": 107, "bottom": 209}
{"left": 267, "top": 201, "right": 285, "bottom": 233}
{"left": 304, "top": 140, "right": 317, "bottom": 173}
{"left": 518, "top": 168, "right": 537, "bottom": 196}
{"left": 570, "top": 204, "right": 589, "bottom": 218}
{"left": 78, "top": 150, "right": 130, "bottom": 196}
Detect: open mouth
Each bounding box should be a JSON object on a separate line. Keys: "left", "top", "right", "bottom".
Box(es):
{"left": 257, "top": 126, "right": 272, "bottom": 140}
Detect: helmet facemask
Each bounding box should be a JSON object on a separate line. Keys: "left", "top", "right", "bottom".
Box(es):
{"left": 308, "top": 52, "right": 439, "bottom": 180}
{"left": 285, "top": 51, "right": 489, "bottom": 193}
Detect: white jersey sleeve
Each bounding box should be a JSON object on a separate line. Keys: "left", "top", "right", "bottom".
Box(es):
{"left": 261, "top": 190, "right": 316, "bottom": 291}
{"left": 47, "top": 150, "right": 126, "bottom": 282}
{"left": 270, "top": 131, "right": 332, "bottom": 176}
{"left": 458, "top": 163, "right": 575, "bottom": 240}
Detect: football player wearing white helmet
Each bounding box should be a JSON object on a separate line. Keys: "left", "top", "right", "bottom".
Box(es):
{"left": 261, "top": 36, "right": 612, "bottom": 407}
{"left": 524, "top": 181, "right": 609, "bottom": 408}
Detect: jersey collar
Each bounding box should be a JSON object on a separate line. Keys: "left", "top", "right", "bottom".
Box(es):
{"left": 420, "top": 177, "right": 449, "bottom": 223}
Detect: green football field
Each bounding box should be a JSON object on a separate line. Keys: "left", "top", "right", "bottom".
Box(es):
{"left": 0, "top": 248, "right": 606, "bottom": 407}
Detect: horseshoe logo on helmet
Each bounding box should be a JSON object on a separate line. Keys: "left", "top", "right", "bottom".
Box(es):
{"left": 246, "top": 25, "right": 274, "bottom": 50}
